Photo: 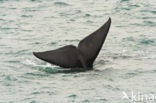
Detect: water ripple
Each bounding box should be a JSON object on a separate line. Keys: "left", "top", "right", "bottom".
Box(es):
{"left": 0, "top": 0, "right": 156, "bottom": 103}
{"left": 54, "top": 2, "right": 70, "bottom": 6}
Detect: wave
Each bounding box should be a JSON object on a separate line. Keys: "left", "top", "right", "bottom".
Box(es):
{"left": 54, "top": 2, "right": 70, "bottom": 6}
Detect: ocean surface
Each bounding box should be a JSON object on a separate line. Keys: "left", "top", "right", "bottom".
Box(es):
{"left": 0, "top": 0, "right": 156, "bottom": 103}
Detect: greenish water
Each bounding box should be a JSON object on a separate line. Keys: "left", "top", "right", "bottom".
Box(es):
{"left": 0, "top": 0, "right": 156, "bottom": 103}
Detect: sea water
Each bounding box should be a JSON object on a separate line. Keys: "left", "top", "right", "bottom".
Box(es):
{"left": 0, "top": 0, "right": 156, "bottom": 103}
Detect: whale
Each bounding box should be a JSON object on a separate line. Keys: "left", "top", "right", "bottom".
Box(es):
{"left": 33, "top": 17, "right": 111, "bottom": 70}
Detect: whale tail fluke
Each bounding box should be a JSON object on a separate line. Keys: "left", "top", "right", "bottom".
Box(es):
{"left": 33, "top": 18, "right": 111, "bottom": 69}
{"left": 78, "top": 17, "right": 111, "bottom": 67}
{"left": 33, "top": 45, "right": 82, "bottom": 68}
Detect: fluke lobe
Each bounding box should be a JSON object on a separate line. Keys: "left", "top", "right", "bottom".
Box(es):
{"left": 33, "top": 18, "right": 111, "bottom": 70}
